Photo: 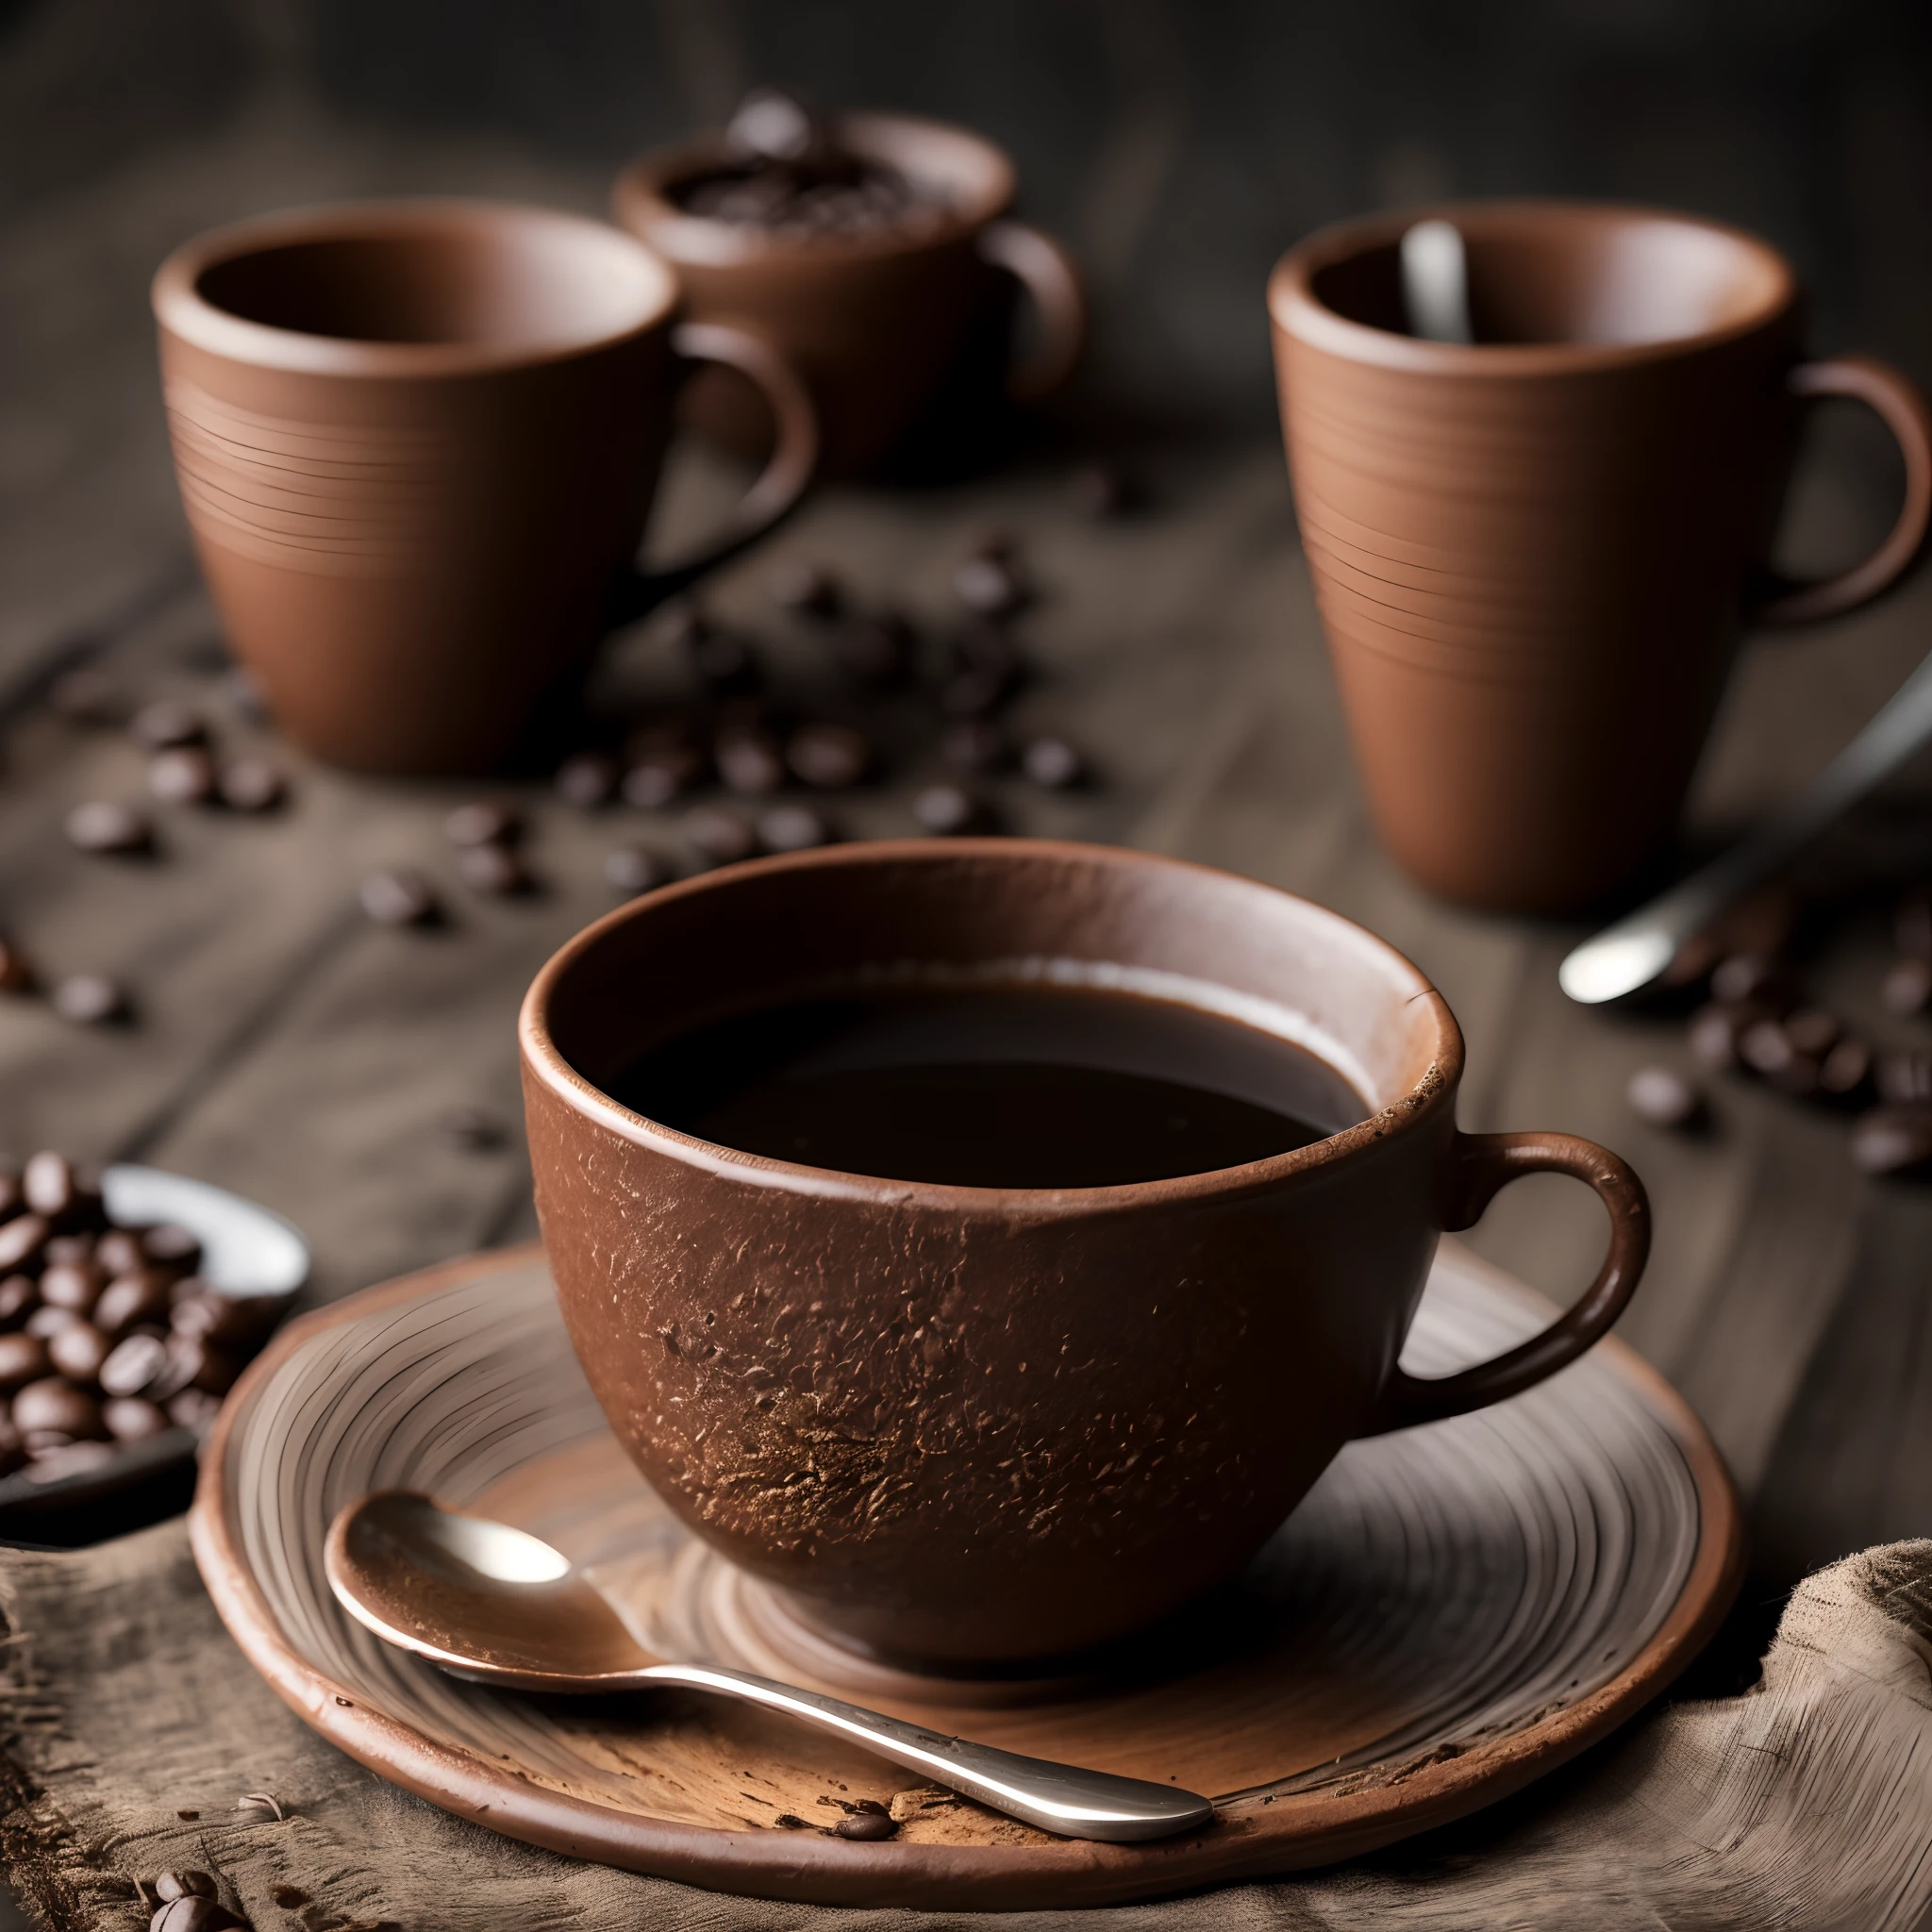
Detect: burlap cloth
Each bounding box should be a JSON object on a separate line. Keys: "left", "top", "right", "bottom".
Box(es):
{"left": 0, "top": 1524, "right": 1927, "bottom": 1931}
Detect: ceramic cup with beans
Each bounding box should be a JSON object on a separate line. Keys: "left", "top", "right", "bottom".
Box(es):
{"left": 153, "top": 201, "right": 819, "bottom": 774}
{"left": 613, "top": 113, "right": 1084, "bottom": 477}
{"left": 1270, "top": 201, "right": 1932, "bottom": 913}
{"left": 521, "top": 840, "right": 1650, "bottom": 1671}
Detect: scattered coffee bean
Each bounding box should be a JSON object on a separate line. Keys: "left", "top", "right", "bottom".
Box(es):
{"left": 12, "top": 1378, "right": 105, "bottom": 1440}
{"left": 758, "top": 804, "right": 831, "bottom": 853}
{"left": 24, "top": 1151, "right": 75, "bottom": 1219}
{"left": 912, "top": 783, "right": 983, "bottom": 835}
{"left": 149, "top": 747, "right": 216, "bottom": 805}
{"left": 48, "top": 1323, "right": 108, "bottom": 1383}
{"left": 941, "top": 625, "right": 1020, "bottom": 715}
{"left": 953, "top": 545, "right": 1024, "bottom": 619}
{"left": 47, "top": 668, "right": 119, "bottom": 724}
{"left": 440, "top": 1104, "right": 505, "bottom": 1151}
{"left": 0, "top": 1277, "right": 35, "bottom": 1327}
{"left": 40, "top": 1261, "right": 104, "bottom": 1313}
{"left": 605, "top": 844, "right": 674, "bottom": 896}
{"left": 95, "top": 1271, "right": 172, "bottom": 1334}
{"left": 940, "top": 718, "right": 1008, "bottom": 772}
{"left": 1740, "top": 1020, "right": 1821, "bottom": 1096}
{"left": 52, "top": 974, "right": 126, "bottom": 1024}
{"left": 1782, "top": 1008, "right": 1841, "bottom": 1058}
{"left": 787, "top": 723, "right": 871, "bottom": 790}
{"left": 1881, "top": 957, "right": 1932, "bottom": 1017}
{"left": 153, "top": 1871, "right": 217, "bottom": 1902}
{"left": 622, "top": 745, "right": 704, "bottom": 809}
{"left": 1877, "top": 1050, "right": 1932, "bottom": 1105}
{"left": 150, "top": 1897, "right": 242, "bottom": 1932}
{"left": 0, "top": 1333, "right": 50, "bottom": 1390}
{"left": 100, "top": 1332, "right": 170, "bottom": 1399}
{"left": 129, "top": 700, "right": 205, "bottom": 751}
{"left": 358, "top": 869, "right": 438, "bottom": 927}
{"left": 715, "top": 729, "right": 787, "bottom": 795}
{"left": 834, "top": 1809, "right": 897, "bottom": 1841}
{"left": 0, "top": 1215, "right": 48, "bottom": 1273}
{"left": 103, "top": 1395, "right": 171, "bottom": 1441}
{"left": 445, "top": 801, "right": 520, "bottom": 848}
{"left": 1626, "top": 1065, "right": 1701, "bottom": 1128}
{"left": 681, "top": 806, "right": 758, "bottom": 867}
{"left": 65, "top": 800, "right": 151, "bottom": 855}
{"left": 1710, "top": 952, "right": 1785, "bottom": 1007}
{"left": 454, "top": 841, "right": 532, "bottom": 895}
{"left": 1688, "top": 1002, "right": 1769, "bottom": 1073}
{"left": 1851, "top": 1104, "right": 1932, "bottom": 1175}
{"left": 217, "top": 758, "right": 284, "bottom": 812}
{"left": 555, "top": 751, "right": 619, "bottom": 809}
{"left": 1020, "top": 734, "right": 1083, "bottom": 790}
{"left": 1820, "top": 1036, "right": 1874, "bottom": 1098}
{"left": 0, "top": 937, "right": 32, "bottom": 993}
{"left": 770, "top": 559, "right": 841, "bottom": 618}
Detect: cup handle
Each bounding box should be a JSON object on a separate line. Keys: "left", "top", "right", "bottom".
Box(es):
{"left": 976, "top": 221, "right": 1087, "bottom": 404}
{"left": 1360, "top": 1131, "right": 1651, "bottom": 1436}
{"left": 1751, "top": 356, "right": 1932, "bottom": 627}
{"left": 607, "top": 321, "right": 820, "bottom": 628}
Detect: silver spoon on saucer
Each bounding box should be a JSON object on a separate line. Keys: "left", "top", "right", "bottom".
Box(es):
{"left": 324, "top": 1491, "right": 1215, "bottom": 1843}
{"left": 1559, "top": 647, "right": 1932, "bottom": 1004}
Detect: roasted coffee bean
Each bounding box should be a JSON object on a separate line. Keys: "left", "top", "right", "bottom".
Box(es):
{"left": 149, "top": 747, "right": 216, "bottom": 805}
{"left": 1626, "top": 1065, "right": 1701, "bottom": 1128}
{"left": 158, "top": 1332, "right": 241, "bottom": 1398}
{"left": 153, "top": 1871, "right": 217, "bottom": 1902}
{"left": 940, "top": 625, "right": 1020, "bottom": 716}
{"left": 52, "top": 974, "right": 125, "bottom": 1024}
{"left": 11, "top": 1378, "right": 105, "bottom": 1439}
{"left": 622, "top": 753, "right": 698, "bottom": 810}
{"left": 715, "top": 729, "right": 787, "bottom": 796}
{"left": 44, "top": 1232, "right": 94, "bottom": 1265}
{"left": 0, "top": 1332, "right": 49, "bottom": 1389}
{"left": 940, "top": 718, "right": 1007, "bottom": 772}
{"left": 725, "top": 85, "right": 820, "bottom": 164}
{"left": 0, "top": 1277, "right": 36, "bottom": 1327}
{"left": 681, "top": 806, "right": 758, "bottom": 867}
{"left": 757, "top": 804, "right": 831, "bottom": 854}
{"left": 0, "top": 1419, "right": 25, "bottom": 1478}
{"left": 912, "top": 783, "right": 984, "bottom": 835}
{"left": 1881, "top": 957, "right": 1932, "bottom": 1017}
{"left": 953, "top": 545, "right": 1024, "bottom": 619}
{"left": 770, "top": 559, "right": 841, "bottom": 617}
{"left": 24, "top": 1152, "right": 75, "bottom": 1219}
{"left": 829, "top": 612, "right": 910, "bottom": 684}
{"left": 47, "top": 668, "right": 119, "bottom": 724}
{"left": 48, "top": 1322, "right": 108, "bottom": 1383}
{"left": 787, "top": 723, "right": 871, "bottom": 790}
{"left": 1851, "top": 1104, "right": 1932, "bottom": 1175}
{"left": 835, "top": 1810, "right": 897, "bottom": 1840}
{"left": 150, "top": 1896, "right": 242, "bottom": 1932}
{"left": 1020, "top": 735, "right": 1083, "bottom": 790}
{"left": 24, "top": 1307, "right": 76, "bottom": 1338}
{"left": 217, "top": 758, "right": 284, "bottom": 812}
{"left": 605, "top": 844, "right": 674, "bottom": 897}
{"left": 358, "top": 868, "right": 438, "bottom": 926}
{"left": 0, "top": 937, "right": 35, "bottom": 992}
{"left": 129, "top": 700, "right": 204, "bottom": 750}
{"left": 172, "top": 1290, "right": 280, "bottom": 1349}
{"left": 40, "top": 1261, "right": 105, "bottom": 1313}
{"left": 1070, "top": 461, "right": 1134, "bottom": 518}
{"left": 94, "top": 1228, "right": 142, "bottom": 1275}
{"left": 1897, "top": 887, "right": 1932, "bottom": 962}
{"left": 454, "top": 842, "right": 532, "bottom": 895}
{"left": 65, "top": 799, "right": 151, "bottom": 854}
{"left": 1709, "top": 952, "right": 1785, "bottom": 1007}
{"left": 165, "top": 1388, "right": 222, "bottom": 1435}
{"left": 445, "top": 800, "right": 520, "bottom": 848}
{"left": 1783, "top": 1008, "right": 1841, "bottom": 1058}
{"left": 439, "top": 1104, "right": 504, "bottom": 1151}
{"left": 1820, "top": 1036, "right": 1874, "bottom": 1098}
{"left": 1688, "top": 1002, "right": 1772, "bottom": 1073}
{"left": 1739, "top": 1021, "right": 1819, "bottom": 1096}
{"left": 1877, "top": 1051, "right": 1932, "bottom": 1105}
{"left": 142, "top": 1224, "right": 202, "bottom": 1272}
{"left": 0, "top": 1214, "right": 48, "bottom": 1273}
{"left": 100, "top": 1331, "right": 171, "bottom": 1398}
{"left": 555, "top": 750, "right": 619, "bottom": 808}
{"left": 95, "top": 1271, "right": 172, "bottom": 1334}
{"left": 103, "top": 1395, "right": 171, "bottom": 1441}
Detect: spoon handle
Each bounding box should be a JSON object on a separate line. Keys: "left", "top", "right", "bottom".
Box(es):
{"left": 638, "top": 1661, "right": 1214, "bottom": 1842}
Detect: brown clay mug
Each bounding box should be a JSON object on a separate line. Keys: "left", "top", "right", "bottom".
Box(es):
{"left": 612, "top": 114, "right": 1084, "bottom": 477}
{"left": 153, "top": 200, "right": 819, "bottom": 774}
{"left": 1270, "top": 201, "right": 1932, "bottom": 914}
{"left": 520, "top": 839, "right": 1649, "bottom": 1671}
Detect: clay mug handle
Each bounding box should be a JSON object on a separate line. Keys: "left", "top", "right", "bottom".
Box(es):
{"left": 608, "top": 321, "right": 819, "bottom": 627}
{"left": 1752, "top": 356, "right": 1932, "bottom": 626}
{"left": 976, "top": 221, "right": 1087, "bottom": 403}
{"left": 1361, "top": 1132, "right": 1651, "bottom": 1436}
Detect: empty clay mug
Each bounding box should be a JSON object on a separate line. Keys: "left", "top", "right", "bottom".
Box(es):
{"left": 1270, "top": 201, "right": 1932, "bottom": 913}
{"left": 521, "top": 839, "right": 1649, "bottom": 1671}
{"left": 154, "top": 200, "right": 818, "bottom": 774}
{"left": 612, "top": 114, "right": 1084, "bottom": 477}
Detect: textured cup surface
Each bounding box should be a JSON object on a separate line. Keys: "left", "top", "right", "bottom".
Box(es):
{"left": 521, "top": 841, "right": 1643, "bottom": 1670}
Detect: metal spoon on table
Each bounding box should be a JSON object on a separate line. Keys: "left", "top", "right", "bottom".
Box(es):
{"left": 1559, "top": 646, "right": 1932, "bottom": 1004}
{"left": 324, "top": 1491, "right": 1215, "bottom": 1844}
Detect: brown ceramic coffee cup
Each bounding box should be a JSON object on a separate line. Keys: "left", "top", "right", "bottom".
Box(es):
{"left": 1270, "top": 201, "right": 1932, "bottom": 913}
{"left": 612, "top": 114, "right": 1084, "bottom": 477}
{"left": 521, "top": 840, "right": 1649, "bottom": 1671}
{"left": 154, "top": 200, "right": 818, "bottom": 774}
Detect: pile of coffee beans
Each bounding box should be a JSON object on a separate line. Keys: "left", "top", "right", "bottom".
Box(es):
{"left": 0, "top": 1152, "right": 283, "bottom": 1483}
